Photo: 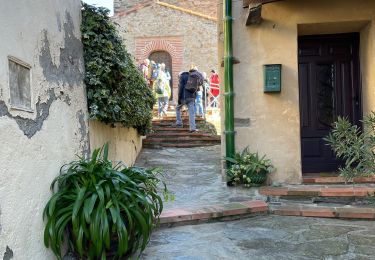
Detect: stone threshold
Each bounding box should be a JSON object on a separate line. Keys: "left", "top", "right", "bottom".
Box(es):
{"left": 158, "top": 200, "right": 268, "bottom": 227}
{"left": 303, "top": 176, "right": 375, "bottom": 184}
{"left": 157, "top": 200, "right": 375, "bottom": 229}
{"left": 260, "top": 186, "right": 375, "bottom": 197}
{"left": 270, "top": 203, "right": 375, "bottom": 219}
{"left": 152, "top": 117, "right": 206, "bottom": 122}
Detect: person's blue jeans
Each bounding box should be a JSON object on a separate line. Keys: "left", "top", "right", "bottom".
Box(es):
{"left": 176, "top": 99, "right": 196, "bottom": 130}
{"left": 158, "top": 96, "right": 168, "bottom": 116}
{"left": 195, "top": 91, "right": 203, "bottom": 116}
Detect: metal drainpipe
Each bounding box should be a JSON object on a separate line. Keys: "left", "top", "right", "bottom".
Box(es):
{"left": 223, "top": 0, "right": 235, "bottom": 164}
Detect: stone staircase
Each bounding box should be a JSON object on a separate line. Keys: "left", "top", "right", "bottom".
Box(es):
{"left": 260, "top": 177, "right": 375, "bottom": 220}
{"left": 143, "top": 107, "right": 221, "bottom": 148}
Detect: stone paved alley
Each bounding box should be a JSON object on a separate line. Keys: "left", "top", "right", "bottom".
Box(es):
{"left": 142, "top": 215, "right": 375, "bottom": 259}
{"left": 136, "top": 146, "right": 375, "bottom": 259}
{"left": 136, "top": 145, "right": 263, "bottom": 210}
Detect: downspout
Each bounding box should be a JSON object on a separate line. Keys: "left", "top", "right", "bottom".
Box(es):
{"left": 223, "top": 0, "right": 235, "bottom": 164}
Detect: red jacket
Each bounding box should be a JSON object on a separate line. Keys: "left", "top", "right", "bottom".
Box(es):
{"left": 210, "top": 73, "right": 220, "bottom": 97}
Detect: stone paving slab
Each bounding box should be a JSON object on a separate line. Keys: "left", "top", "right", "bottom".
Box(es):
{"left": 142, "top": 215, "right": 375, "bottom": 259}
{"left": 136, "top": 146, "right": 266, "bottom": 210}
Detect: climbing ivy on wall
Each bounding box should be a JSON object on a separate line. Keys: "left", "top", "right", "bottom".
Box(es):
{"left": 81, "top": 3, "right": 154, "bottom": 135}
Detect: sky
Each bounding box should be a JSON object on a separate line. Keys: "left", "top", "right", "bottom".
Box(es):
{"left": 83, "top": 0, "right": 114, "bottom": 15}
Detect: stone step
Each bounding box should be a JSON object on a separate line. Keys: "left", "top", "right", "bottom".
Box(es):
{"left": 152, "top": 121, "right": 206, "bottom": 127}
{"left": 143, "top": 143, "right": 219, "bottom": 148}
{"left": 303, "top": 176, "right": 375, "bottom": 184}
{"left": 260, "top": 185, "right": 375, "bottom": 200}
{"left": 152, "top": 117, "right": 206, "bottom": 122}
{"left": 159, "top": 200, "right": 268, "bottom": 227}
{"left": 151, "top": 127, "right": 191, "bottom": 132}
{"left": 143, "top": 136, "right": 221, "bottom": 143}
{"left": 147, "top": 132, "right": 216, "bottom": 138}
{"left": 270, "top": 202, "right": 375, "bottom": 219}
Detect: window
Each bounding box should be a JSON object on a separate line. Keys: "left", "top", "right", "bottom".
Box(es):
{"left": 8, "top": 56, "right": 32, "bottom": 111}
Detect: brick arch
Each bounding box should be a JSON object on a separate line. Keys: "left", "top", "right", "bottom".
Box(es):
{"left": 135, "top": 36, "right": 183, "bottom": 102}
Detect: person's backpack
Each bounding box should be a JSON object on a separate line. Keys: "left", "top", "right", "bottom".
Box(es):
{"left": 155, "top": 78, "right": 165, "bottom": 94}
{"left": 185, "top": 71, "right": 203, "bottom": 93}
{"left": 151, "top": 64, "right": 159, "bottom": 80}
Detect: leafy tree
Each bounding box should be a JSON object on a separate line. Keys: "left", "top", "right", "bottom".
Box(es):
{"left": 81, "top": 3, "right": 154, "bottom": 135}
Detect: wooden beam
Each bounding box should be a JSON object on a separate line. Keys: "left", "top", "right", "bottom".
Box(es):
{"left": 243, "top": 0, "right": 251, "bottom": 8}
{"left": 243, "top": 0, "right": 283, "bottom": 8}
{"left": 246, "top": 4, "right": 262, "bottom": 26}
{"left": 244, "top": 0, "right": 283, "bottom": 26}
{"left": 156, "top": 1, "right": 217, "bottom": 21}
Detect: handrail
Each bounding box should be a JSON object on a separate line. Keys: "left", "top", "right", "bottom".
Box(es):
{"left": 156, "top": 1, "right": 218, "bottom": 22}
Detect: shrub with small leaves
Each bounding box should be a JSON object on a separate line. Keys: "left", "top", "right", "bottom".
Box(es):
{"left": 81, "top": 3, "right": 154, "bottom": 135}
{"left": 325, "top": 113, "right": 375, "bottom": 181}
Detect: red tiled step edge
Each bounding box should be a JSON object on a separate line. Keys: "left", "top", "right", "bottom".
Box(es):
{"left": 159, "top": 200, "right": 268, "bottom": 226}
{"left": 271, "top": 204, "right": 375, "bottom": 219}
{"left": 260, "top": 186, "right": 375, "bottom": 197}
{"left": 303, "top": 176, "right": 375, "bottom": 184}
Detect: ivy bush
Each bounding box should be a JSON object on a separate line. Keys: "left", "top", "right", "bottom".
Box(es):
{"left": 81, "top": 3, "right": 154, "bottom": 135}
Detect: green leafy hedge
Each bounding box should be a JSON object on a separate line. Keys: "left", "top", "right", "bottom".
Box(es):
{"left": 81, "top": 3, "right": 154, "bottom": 135}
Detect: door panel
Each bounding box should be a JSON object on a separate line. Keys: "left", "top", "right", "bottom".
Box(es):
{"left": 298, "top": 33, "right": 361, "bottom": 173}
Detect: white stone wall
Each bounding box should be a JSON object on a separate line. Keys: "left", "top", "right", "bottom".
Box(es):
{"left": 0, "top": 0, "right": 88, "bottom": 258}
{"left": 113, "top": 3, "right": 218, "bottom": 84}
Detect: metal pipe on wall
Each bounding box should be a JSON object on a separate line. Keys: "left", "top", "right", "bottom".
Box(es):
{"left": 223, "top": 0, "right": 235, "bottom": 165}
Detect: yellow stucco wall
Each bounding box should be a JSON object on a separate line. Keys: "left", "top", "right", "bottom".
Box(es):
{"left": 219, "top": 0, "right": 375, "bottom": 184}
{"left": 89, "top": 120, "right": 142, "bottom": 166}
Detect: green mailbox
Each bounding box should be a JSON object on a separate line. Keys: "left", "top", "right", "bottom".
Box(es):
{"left": 263, "top": 64, "right": 281, "bottom": 93}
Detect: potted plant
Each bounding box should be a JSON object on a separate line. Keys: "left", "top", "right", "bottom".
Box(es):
{"left": 226, "top": 147, "right": 274, "bottom": 187}
{"left": 43, "top": 144, "right": 170, "bottom": 259}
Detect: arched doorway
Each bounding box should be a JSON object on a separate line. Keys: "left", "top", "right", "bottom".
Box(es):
{"left": 149, "top": 51, "right": 173, "bottom": 100}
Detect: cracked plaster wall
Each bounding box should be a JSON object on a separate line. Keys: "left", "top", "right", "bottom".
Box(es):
{"left": 0, "top": 0, "right": 88, "bottom": 258}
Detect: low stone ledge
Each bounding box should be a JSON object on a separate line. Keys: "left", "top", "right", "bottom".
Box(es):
{"left": 260, "top": 186, "right": 375, "bottom": 198}
{"left": 303, "top": 176, "right": 375, "bottom": 184}
{"left": 271, "top": 204, "right": 375, "bottom": 220}
{"left": 158, "top": 200, "right": 268, "bottom": 227}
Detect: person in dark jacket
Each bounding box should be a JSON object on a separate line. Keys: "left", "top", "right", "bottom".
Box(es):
{"left": 174, "top": 65, "right": 203, "bottom": 132}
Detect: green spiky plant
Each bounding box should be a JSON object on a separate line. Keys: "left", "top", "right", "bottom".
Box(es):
{"left": 43, "top": 144, "right": 169, "bottom": 259}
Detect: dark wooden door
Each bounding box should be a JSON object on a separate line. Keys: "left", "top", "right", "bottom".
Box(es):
{"left": 298, "top": 33, "right": 361, "bottom": 173}
{"left": 149, "top": 51, "right": 173, "bottom": 99}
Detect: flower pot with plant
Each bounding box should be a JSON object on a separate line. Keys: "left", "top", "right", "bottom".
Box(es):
{"left": 43, "top": 144, "right": 170, "bottom": 259}
{"left": 226, "top": 147, "right": 274, "bottom": 187}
